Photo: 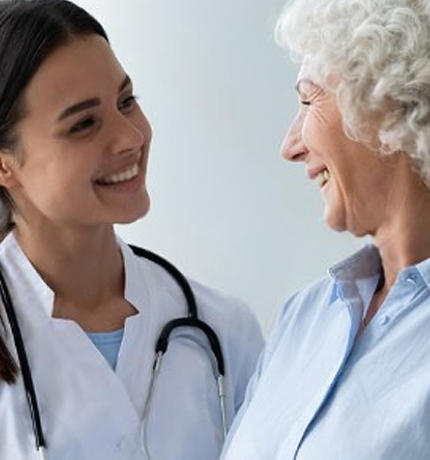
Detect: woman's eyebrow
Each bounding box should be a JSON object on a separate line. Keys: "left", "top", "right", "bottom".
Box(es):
{"left": 57, "top": 98, "right": 100, "bottom": 121}
{"left": 295, "top": 78, "right": 319, "bottom": 96}
{"left": 119, "top": 74, "right": 131, "bottom": 92}
{"left": 57, "top": 75, "right": 132, "bottom": 122}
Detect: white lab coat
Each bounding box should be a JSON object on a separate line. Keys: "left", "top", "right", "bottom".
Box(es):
{"left": 0, "top": 233, "right": 263, "bottom": 460}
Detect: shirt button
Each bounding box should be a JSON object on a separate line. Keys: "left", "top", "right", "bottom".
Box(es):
{"left": 379, "top": 315, "right": 389, "bottom": 325}
{"left": 406, "top": 273, "right": 417, "bottom": 285}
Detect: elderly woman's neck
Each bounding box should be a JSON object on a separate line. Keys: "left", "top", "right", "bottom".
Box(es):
{"left": 373, "top": 173, "right": 430, "bottom": 288}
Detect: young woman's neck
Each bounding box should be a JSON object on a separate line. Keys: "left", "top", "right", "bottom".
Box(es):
{"left": 12, "top": 221, "right": 124, "bottom": 314}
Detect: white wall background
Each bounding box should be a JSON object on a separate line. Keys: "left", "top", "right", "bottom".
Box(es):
{"left": 76, "top": 0, "right": 362, "bottom": 335}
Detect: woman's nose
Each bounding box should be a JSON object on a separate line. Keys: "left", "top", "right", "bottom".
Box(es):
{"left": 109, "top": 112, "right": 146, "bottom": 156}
{"left": 280, "top": 111, "right": 308, "bottom": 162}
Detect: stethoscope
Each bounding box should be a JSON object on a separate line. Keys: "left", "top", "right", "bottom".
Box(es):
{"left": 0, "top": 244, "right": 227, "bottom": 460}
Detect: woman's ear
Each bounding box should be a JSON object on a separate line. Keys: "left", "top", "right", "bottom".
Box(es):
{"left": 0, "top": 152, "right": 21, "bottom": 189}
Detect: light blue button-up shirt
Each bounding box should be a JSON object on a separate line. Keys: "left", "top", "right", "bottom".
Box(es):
{"left": 221, "top": 245, "right": 430, "bottom": 460}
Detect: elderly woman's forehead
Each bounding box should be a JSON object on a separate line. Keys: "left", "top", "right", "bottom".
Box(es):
{"left": 296, "top": 62, "right": 323, "bottom": 87}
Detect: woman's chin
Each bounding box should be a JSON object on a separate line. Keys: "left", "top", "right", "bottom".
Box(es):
{"left": 323, "top": 207, "right": 347, "bottom": 233}
{"left": 116, "top": 194, "right": 151, "bottom": 225}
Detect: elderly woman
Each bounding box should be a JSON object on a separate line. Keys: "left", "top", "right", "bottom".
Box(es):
{"left": 221, "top": 0, "right": 430, "bottom": 459}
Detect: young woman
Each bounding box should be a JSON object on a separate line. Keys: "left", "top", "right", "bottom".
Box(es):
{"left": 0, "top": 1, "right": 263, "bottom": 459}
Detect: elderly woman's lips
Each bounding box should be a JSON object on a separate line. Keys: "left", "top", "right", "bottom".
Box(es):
{"left": 316, "top": 169, "right": 330, "bottom": 187}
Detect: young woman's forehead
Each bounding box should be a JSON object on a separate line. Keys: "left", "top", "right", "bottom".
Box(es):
{"left": 23, "top": 35, "right": 125, "bottom": 113}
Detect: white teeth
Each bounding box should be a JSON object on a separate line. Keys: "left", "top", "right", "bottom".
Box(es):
{"left": 98, "top": 164, "right": 139, "bottom": 185}
{"left": 316, "top": 169, "right": 330, "bottom": 188}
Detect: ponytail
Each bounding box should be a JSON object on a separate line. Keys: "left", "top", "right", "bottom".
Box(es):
{"left": 0, "top": 325, "right": 18, "bottom": 384}
{"left": 0, "top": 190, "right": 16, "bottom": 383}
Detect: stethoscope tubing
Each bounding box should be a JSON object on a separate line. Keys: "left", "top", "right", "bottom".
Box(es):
{"left": 155, "top": 316, "right": 225, "bottom": 375}
{"left": 128, "top": 245, "right": 198, "bottom": 317}
{"left": 0, "top": 262, "right": 47, "bottom": 452}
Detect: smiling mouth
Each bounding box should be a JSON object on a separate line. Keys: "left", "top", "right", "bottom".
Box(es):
{"left": 315, "top": 169, "right": 330, "bottom": 188}
{"left": 96, "top": 164, "right": 139, "bottom": 185}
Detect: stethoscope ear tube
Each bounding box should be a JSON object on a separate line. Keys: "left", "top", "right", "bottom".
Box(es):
{"left": 156, "top": 317, "right": 225, "bottom": 376}
{"left": 128, "top": 246, "right": 226, "bottom": 377}
{"left": 0, "top": 264, "right": 47, "bottom": 451}
{"left": 129, "top": 245, "right": 198, "bottom": 318}
{"left": 133, "top": 244, "right": 229, "bottom": 458}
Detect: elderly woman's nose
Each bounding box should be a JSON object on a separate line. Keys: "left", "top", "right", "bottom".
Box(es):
{"left": 281, "top": 114, "right": 308, "bottom": 162}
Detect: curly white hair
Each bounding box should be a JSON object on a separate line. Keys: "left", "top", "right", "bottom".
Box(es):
{"left": 276, "top": 0, "right": 430, "bottom": 185}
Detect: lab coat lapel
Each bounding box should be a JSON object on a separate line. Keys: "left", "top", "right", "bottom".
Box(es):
{"left": 115, "top": 240, "right": 159, "bottom": 418}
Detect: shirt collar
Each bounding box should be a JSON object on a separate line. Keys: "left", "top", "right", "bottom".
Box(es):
{"left": 328, "top": 244, "right": 430, "bottom": 302}
{"left": 328, "top": 245, "right": 382, "bottom": 304}
{"left": 410, "top": 256, "right": 430, "bottom": 290}
{"left": 329, "top": 244, "right": 381, "bottom": 281}
{"left": 117, "top": 238, "right": 149, "bottom": 314}
{"left": 0, "top": 232, "right": 54, "bottom": 321}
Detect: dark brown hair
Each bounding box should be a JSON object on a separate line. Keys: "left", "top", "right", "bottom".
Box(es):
{"left": 0, "top": 0, "right": 108, "bottom": 383}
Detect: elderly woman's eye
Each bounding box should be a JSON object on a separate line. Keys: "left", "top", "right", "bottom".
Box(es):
{"left": 301, "top": 100, "right": 311, "bottom": 106}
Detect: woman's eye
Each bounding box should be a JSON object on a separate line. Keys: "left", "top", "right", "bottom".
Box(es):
{"left": 69, "top": 117, "right": 96, "bottom": 134}
{"left": 119, "top": 95, "right": 138, "bottom": 112}
{"left": 300, "top": 100, "right": 311, "bottom": 106}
